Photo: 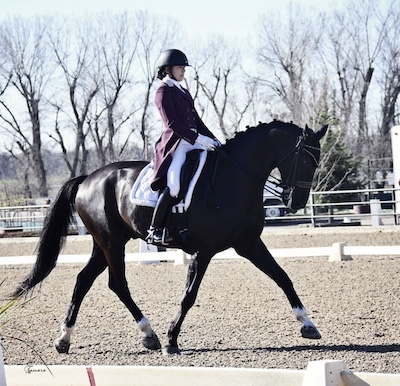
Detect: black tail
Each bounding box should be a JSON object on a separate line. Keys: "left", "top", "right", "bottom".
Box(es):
{"left": 12, "top": 175, "right": 87, "bottom": 298}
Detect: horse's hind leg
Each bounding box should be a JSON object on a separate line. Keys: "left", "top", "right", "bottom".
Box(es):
{"left": 235, "top": 237, "right": 321, "bottom": 340}
{"left": 54, "top": 244, "right": 108, "bottom": 353}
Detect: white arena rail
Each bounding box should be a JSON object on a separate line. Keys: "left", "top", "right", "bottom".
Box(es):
{"left": 1, "top": 243, "right": 399, "bottom": 266}
{"left": 3, "top": 360, "right": 400, "bottom": 386}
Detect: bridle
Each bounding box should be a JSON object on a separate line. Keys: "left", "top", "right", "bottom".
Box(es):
{"left": 215, "top": 129, "right": 321, "bottom": 199}
{"left": 265, "top": 131, "right": 321, "bottom": 197}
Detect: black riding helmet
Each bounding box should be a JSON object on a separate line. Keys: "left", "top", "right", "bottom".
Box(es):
{"left": 157, "top": 49, "right": 190, "bottom": 67}
{"left": 156, "top": 49, "right": 190, "bottom": 80}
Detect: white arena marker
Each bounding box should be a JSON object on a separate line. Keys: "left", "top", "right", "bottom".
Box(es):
{"left": 341, "top": 370, "right": 370, "bottom": 386}
{"left": 329, "top": 242, "right": 352, "bottom": 262}
{"left": 302, "top": 360, "right": 369, "bottom": 386}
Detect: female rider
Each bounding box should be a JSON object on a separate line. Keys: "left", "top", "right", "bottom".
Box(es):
{"left": 147, "top": 49, "right": 221, "bottom": 245}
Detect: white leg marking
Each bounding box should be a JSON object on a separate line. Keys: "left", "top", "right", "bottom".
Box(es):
{"left": 59, "top": 323, "right": 74, "bottom": 343}
{"left": 137, "top": 316, "right": 155, "bottom": 337}
{"left": 293, "top": 307, "right": 315, "bottom": 327}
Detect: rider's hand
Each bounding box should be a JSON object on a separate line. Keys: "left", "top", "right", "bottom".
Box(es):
{"left": 196, "top": 134, "right": 217, "bottom": 151}
{"left": 213, "top": 138, "right": 222, "bottom": 147}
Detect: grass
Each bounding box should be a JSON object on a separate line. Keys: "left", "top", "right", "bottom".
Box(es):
{"left": 0, "top": 279, "right": 52, "bottom": 375}
{"left": 0, "top": 279, "right": 25, "bottom": 329}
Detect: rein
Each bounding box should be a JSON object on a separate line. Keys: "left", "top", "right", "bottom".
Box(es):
{"left": 215, "top": 147, "right": 266, "bottom": 182}
{"left": 215, "top": 131, "right": 320, "bottom": 198}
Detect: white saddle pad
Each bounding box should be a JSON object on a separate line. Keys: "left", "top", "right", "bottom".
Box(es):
{"left": 130, "top": 151, "right": 207, "bottom": 213}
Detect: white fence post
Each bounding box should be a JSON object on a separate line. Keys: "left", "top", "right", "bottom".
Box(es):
{"left": 391, "top": 126, "right": 400, "bottom": 224}
{"left": 174, "top": 250, "right": 192, "bottom": 265}
{"left": 139, "top": 239, "right": 158, "bottom": 253}
{"left": 138, "top": 240, "right": 160, "bottom": 264}
{"left": 370, "top": 199, "right": 383, "bottom": 226}
{"left": 329, "top": 243, "right": 352, "bottom": 262}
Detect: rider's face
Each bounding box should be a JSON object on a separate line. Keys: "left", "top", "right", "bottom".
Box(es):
{"left": 171, "top": 66, "right": 185, "bottom": 81}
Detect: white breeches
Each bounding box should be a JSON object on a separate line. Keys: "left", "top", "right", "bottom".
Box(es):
{"left": 167, "top": 139, "right": 205, "bottom": 197}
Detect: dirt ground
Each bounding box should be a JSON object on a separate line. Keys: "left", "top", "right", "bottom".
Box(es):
{"left": 0, "top": 225, "right": 400, "bottom": 374}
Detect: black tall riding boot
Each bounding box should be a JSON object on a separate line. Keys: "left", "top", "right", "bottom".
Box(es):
{"left": 146, "top": 187, "right": 175, "bottom": 245}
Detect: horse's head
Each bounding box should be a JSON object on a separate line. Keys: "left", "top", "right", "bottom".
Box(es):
{"left": 277, "top": 123, "right": 328, "bottom": 211}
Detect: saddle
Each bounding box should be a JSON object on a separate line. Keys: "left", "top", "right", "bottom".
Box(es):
{"left": 130, "top": 150, "right": 207, "bottom": 213}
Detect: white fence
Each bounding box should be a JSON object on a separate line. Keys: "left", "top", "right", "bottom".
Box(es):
{"left": 307, "top": 187, "right": 399, "bottom": 227}
{"left": 0, "top": 204, "right": 49, "bottom": 232}
{"left": 266, "top": 186, "right": 400, "bottom": 226}
{"left": 3, "top": 360, "right": 400, "bottom": 386}
{"left": 0, "top": 205, "right": 83, "bottom": 233}
{"left": 0, "top": 187, "right": 399, "bottom": 232}
{"left": 1, "top": 243, "right": 400, "bottom": 266}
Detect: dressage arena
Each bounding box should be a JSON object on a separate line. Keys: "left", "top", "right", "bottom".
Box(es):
{"left": 0, "top": 226, "right": 400, "bottom": 380}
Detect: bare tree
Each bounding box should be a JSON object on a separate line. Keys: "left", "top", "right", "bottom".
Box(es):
{"left": 371, "top": 0, "right": 400, "bottom": 177}
{"left": 324, "top": 15, "right": 359, "bottom": 133}
{"left": 378, "top": 1, "right": 400, "bottom": 138}
{"left": 188, "top": 37, "right": 254, "bottom": 139}
{"left": 48, "top": 16, "right": 101, "bottom": 177}
{"left": 256, "top": 4, "right": 322, "bottom": 125}
{"left": 322, "top": 0, "right": 399, "bottom": 183}
{"left": 87, "top": 12, "right": 140, "bottom": 165}
{"left": 327, "top": 0, "right": 391, "bottom": 142}
{"left": 133, "top": 11, "right": 181, "bottom": 159}
{"left": 0, "top": 16, "right": 52, "bottom": 196}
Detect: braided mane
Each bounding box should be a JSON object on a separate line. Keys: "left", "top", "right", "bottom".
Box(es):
{"left": 226, "top": 120, "right": 303, "bottom": 145}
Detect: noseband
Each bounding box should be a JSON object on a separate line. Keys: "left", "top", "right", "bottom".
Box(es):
{"left": 266, "top": 132, "right": 320, "bottom": 197}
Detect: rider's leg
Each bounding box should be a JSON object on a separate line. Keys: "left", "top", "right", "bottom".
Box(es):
{"left": 147, "top": 140, "right": 202, "bottom": 245}
{"left": 167, "top": 139, "right": 205, "bottom": 196}
{"left": 147, "top": 187, "right": 175, "bottom": 244}
{"left": 147, "top": 142, "right": 186, "bottom": 244}
{"left": 167, "top": 141, "right": 189, "bottom": 198}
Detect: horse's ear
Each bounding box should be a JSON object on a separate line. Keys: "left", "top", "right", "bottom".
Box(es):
{"left": 315, "top": 124, "right": 329, "bottom": 140}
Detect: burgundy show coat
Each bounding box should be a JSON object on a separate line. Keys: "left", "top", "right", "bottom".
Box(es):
{"left": 151, "top": 80, "right": 217, "bottom": 191}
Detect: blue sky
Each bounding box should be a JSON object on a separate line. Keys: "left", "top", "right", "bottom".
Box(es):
{"left": 1, "top": 0, "right": 339, "bottom": 39}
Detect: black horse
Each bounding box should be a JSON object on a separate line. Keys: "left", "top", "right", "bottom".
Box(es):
{"left": 13, "top": 120, "right": 328, "bottom": 355}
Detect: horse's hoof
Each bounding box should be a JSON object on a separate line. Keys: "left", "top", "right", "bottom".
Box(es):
{"left": 54, "top": 338, "right": 70, "bottom": 354}
{"left": 162, "top": 345, "right": 181, "bottom": 355}
{"left": 301, "top": 325, "right": 321, "bottom": 339}
{"left": 142, "top": 335, "right": 161, "bottom": 350}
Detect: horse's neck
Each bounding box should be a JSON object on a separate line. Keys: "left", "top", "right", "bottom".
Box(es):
{"left": 224, "top": 136, "right": 274, "bottom": 183}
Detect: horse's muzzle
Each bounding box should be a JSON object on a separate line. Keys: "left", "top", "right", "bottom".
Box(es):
{"left": 283, "top": 186, "right": 310, "bottom": 211}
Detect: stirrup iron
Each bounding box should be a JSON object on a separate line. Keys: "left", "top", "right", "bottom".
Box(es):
{"left": 146, "top": 227, "right": 172, "bottom": 245}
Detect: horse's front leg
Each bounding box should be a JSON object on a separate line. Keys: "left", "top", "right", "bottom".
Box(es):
{"left": 106, "top": 254, "right": 161, "bottom": 351}
{"left": 163, "top": 251, "right": 212, "bottom": 355}
{"left": 235, "top": 237, "right": 321, "bottom": 340}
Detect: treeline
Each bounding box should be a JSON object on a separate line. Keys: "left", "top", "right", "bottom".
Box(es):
{"left": 0, "top": 0, "right": 399, "bottom": 201}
